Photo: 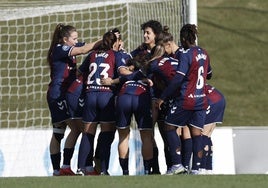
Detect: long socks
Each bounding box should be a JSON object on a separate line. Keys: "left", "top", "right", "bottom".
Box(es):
{"left": 77, "top": 133, "right": 95, "bottom": 169}
{"left": 165, "top": 129, "right": 182, "bottom": 165}
{"left": 191, "top": 135, "right": 203, "bottom": 171}
{"left": 181, "top": 138, "right": 192, "bottom": 170}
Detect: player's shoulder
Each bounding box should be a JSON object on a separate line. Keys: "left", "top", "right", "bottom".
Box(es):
{"left": 55, "top": 44, "right": 72, "bottom": 52}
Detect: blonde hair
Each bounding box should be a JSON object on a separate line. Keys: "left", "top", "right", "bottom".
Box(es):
{"left": 149, "top": 43, "right": 165, "bottom": 62}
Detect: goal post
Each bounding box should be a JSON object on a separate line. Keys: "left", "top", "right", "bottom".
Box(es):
{"left": 0, "top": 0, "right": 195, "bottom": 129}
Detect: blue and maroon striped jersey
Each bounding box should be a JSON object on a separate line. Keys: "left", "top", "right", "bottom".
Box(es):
{"left": 178, "top": 46, "right": 211, "bottom": 110}
{"left": 48, "top": 44, "right": 79, "bottom": 99}
{"left": 79, "top": 49, "right": 118, "bottom": 92}
{"left": 161, "top": 46, "right": 212, "bottom": 110}
{"left": 149, "top": 56, "right": 179, "bottom": 98}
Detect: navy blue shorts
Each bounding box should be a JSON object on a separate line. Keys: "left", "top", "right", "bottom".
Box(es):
{"left": 165, "top": 100, "right": 206, "bottom": 129}
{"left": 66, "top": 83, "right": 84, "bottom": 119}
{"left": 83, "top": 91, "right": 115, "bottom": 123}
{"left": 47, "top": 94, "right": 70, "bottom": 125}
{"left": 116, "top": 93, "right": 153, "bottom": 130}
{"left": 205, "top": 96, "right": 226, "bottom": 125}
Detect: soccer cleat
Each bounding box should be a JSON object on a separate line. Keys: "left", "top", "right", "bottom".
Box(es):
{"left": 93, "top": 157, "right": 101, "bottom": 174}
{"left": 190, "top": 170, "right": 200, "bottom": 175}
{"left": 100, "top": 171, "right": 110, "bottom": 176}
{"left": 198, "top": 168, "right": 207, "bottom": 175}
{"left": 165, "top": 164, "right": 186, "bottom": 175}
{"left": 151, "top": 170, "right": 161, "bottom": 175}
{"left": 59, "top": 167, "right": 76, "bottom": 176}
{"left": 52, "top": 170, "right": 60, "bottom": 176}
{"left": 84, "top": 166, "right": 100, "bottom": 176}
{"left": 76, "top": 168, "right": 85, "bottom": 176}
{"left": 122, "top": 170, "right": 129, "bottom": 175}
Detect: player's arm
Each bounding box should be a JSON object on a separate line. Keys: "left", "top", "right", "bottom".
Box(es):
{"left": 101, "top": 70, "right": 146, "bottom": 86}
{"left": 70, "top": 39, "right": 101, "bottom": 56}
{"left": 160, "top": 72, "right": 184, "bottom": 101}
{"left": 101, "top": 77, "right": 120, "bottom": 85}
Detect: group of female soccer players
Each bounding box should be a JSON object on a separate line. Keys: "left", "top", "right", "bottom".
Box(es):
{"left": 46, "top": 20, "right": 225, "bottom": 176}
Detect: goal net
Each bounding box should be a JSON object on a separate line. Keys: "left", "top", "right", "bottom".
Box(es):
{"left": 0, "top": 0, "right": 188, "bottom": 129}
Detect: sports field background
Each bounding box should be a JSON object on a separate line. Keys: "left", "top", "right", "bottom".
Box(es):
{"left": 197, "top": 0, "right": 267, "bottom": 126}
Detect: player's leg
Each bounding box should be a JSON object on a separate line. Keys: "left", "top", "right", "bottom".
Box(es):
{"left": 98, "top": 123, "right": 116, "bottom": 175}
{"left": 139, "top": 130, "right": 154, "bottom": 175}
{"left": 60, "top": 119, "right": 83, "bottom": 175}
{"left": 205, "top": 123, "right": 216, "bottom": 173}
{"left": 116, "top": 94, "right": 133, "bottom": 175}
{"left": 189, "top": 110, "right": 206, "bottom": 174}
{"left": 47, "top": 96, "right": 70, "bottom": 176}
{"left": 77, "top": 91, "right": 99, "bottom": 175}
{"left": 157, "top": 121, "right": 172, "bottom": 172}
{"left": 181, "top": 126, "right": 192, "bottom": 173}
{"left": 164, "top": 124, "right": 185, "bottom": 175}
{"left": 164, "top": 105, "right": 190, "bottom": 175}
{"left": 151, "top": 99, "right": 161, "bottom": 174}
{"left": 118, "top": 128, "right": 131, "bottom": 175}
{"left": 96, "top": 92, "right": 116, "bottom": 175}
{"left": 135, "top": 93, "right": 154, "bottom": 175}
{"left": 77, "top": 122, "right": 98, "bottom": 175}
{"left": 49, "top": 122, "right": 67, "bottom": 176}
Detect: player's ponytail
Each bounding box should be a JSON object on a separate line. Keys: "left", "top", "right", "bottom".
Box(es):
{"left": 47, "top": 23, "right": 77, "bottom": 65}
{"left": 47, "top": 23, "right": 64, "bottom": 64}
{"left": 98, "top": 31, "right": 117, "bottom": 53}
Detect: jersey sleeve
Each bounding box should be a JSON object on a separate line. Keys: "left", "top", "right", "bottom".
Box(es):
{"left": 52, "top": 45, "right": 73, "bottom": 61}
{"left": 177, "top": 50, "right": 190, "bottom": 76}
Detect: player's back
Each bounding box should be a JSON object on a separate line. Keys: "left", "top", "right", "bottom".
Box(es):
{"left": 178, "top": 46, "right": 210, "bottom": 110}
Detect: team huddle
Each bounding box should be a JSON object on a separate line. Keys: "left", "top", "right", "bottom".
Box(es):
{"left": 46, "top": 20, "right": 226, "bottom": 176}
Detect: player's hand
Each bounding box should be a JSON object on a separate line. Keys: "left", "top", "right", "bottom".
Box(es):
{"left": 142, "top": 78, "right": 153, "bottom": 87}
{"left": 100, "top": 77, "right": 113, "bottom": 85}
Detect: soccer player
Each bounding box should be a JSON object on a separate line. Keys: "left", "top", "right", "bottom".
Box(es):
{"left": 77, "top": 31, "right": 123, "bottom": 175}
{"left": 200, "top": 84, "right": 226, "bottom": 174}
{"left": 131, "top": 20, "right": 163, "bottom": 174}
{"left": 161, "top": 26, "right": 193, "bottom": 172}
{"left": 101, "top": 56, "right": 154, "bottom": 175}
{"left": 155, "top": 24, "right": 212, "bottom": 175}
{"left": 46, "top": 23, "right": 100, "bottom": 176}
{"left": 131, "top": 20, "right": 163, "bottom": 58}
{"left": 93, "top": 28, "right": 130, "bottom": 174}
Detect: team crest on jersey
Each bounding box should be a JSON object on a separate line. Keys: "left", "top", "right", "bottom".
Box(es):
{"left": 62, "top": 45, "right": 71, "bottom": 51}
{"left": 121, "top": 58, "right": 126, "bottom": 64}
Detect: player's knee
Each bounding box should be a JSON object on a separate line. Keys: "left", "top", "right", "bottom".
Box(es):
{"left": 53, "top": 132, "right": 64, "bottom": 143}
{"left": 52, "top": 122, "right": 67, "bottom": 143}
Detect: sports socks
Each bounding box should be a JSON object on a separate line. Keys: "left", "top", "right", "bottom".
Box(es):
{"left": 77, "top": 133, "right": 95, "bottom": 169}
{"left": 143, "top": 158, "right": 153, "bottom": 175}
{"left": 119, "top": 157, "right": 129, "bottom": 175}
{"left": 206, "top": 137, "right": 213, "bottom": 170}
{"left": 165, "top": 129, "right": 182, "bottom": 165}
{"left": 151, "top": 146, "right": 160, "bottom": 174}
{"left": 50, "top": 152, "right": 61, "bottom": 170}
{"left": 191, "top": 135, "right": 203, "bottom": 171}
{"left": 200, "top": 135, "right": 209, "bottom": 169}
{"left": 63, "top": 148, "right": 74, "bottom": 166}
{"left": 97, "top": 131, "right": 115, "bottom": 174}
{"left": 181, "top": 138, "right": 193, "bottom": 170}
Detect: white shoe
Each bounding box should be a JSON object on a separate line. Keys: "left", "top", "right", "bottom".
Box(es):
{"left": 166, "top": 164, "right": 186, "bottom": 175}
